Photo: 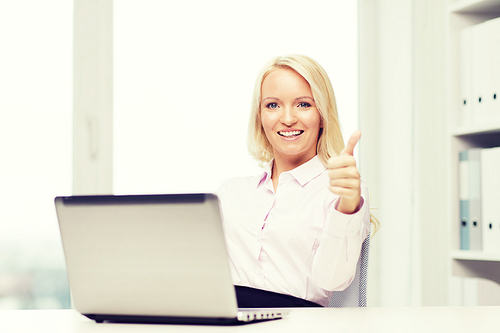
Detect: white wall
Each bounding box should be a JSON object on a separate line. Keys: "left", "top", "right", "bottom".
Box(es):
{"left": 412, "top": 0, "right": 448, "bottom": 306}
{"left": 359, "top": 0, "right": 416, "bottom": 307}
{"left": 359, "top": 0, "right": 449, "bottom": 306}
{"left": 73, "top": 0, "right": 113, "bottom": 195}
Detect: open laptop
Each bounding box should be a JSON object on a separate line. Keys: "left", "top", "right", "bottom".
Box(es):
{"left": 54, "top": 193, "right": 287, "bottom": 325}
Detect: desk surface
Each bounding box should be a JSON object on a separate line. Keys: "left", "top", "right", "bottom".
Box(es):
{"left": 0, "top": 307, "right": 498, "bottom": 333}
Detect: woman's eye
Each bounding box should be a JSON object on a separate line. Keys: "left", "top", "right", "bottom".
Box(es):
{"left": 267, "top": 103, "right": 278, "bottom": 109}
{"left": 298, "top": 102, "right": 311, "bottom": 108}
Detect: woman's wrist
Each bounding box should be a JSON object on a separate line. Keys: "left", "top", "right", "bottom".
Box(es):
{"left": 336, "top": 197, "right": 360, "bottom": 215}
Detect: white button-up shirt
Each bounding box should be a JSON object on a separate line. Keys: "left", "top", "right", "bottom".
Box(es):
{"left": 216, "top": 156, "right": 370, "bottom": 306}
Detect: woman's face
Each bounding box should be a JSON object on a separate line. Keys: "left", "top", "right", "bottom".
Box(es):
{"left": 260, "top": 68, "right": 322, "bottom": 164}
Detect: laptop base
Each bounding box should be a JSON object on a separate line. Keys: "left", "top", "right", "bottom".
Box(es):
{"left": 84, "top": 313, "right": 279, "bottom": 326}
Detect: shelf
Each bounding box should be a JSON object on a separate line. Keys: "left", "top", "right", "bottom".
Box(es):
{"left": 452, "top": 254, "right": 500, "bottom": 284}
{"left": 447, "top": 0, "right": 500, "bottom": 298}
{"left": 451, "top": 123, "right": 500, "bottom": 137}
{"left": 449, "top": 0, "right": 500, "bottom": 14}
{"left": 451, "top": 250, "right": 500, "bottom": 261}
{"left": 450, "top": 127, "right": 500, "bottom": 149}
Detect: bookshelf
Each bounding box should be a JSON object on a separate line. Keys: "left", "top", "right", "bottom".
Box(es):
{"left": 447, "top": 0, "right": 500, "bottom": 289}
{"left": 450, "top": 0, "right": 500, "bottom": 13}
{"left": 451, "top": 251, "right": 500, "bottom": 261}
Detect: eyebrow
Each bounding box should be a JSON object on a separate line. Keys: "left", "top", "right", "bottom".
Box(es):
{"left": 261, "top": 96, "right": 315, "bottom": 102}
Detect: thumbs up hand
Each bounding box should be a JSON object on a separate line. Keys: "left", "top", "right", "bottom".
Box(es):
{"left": 327, "top": 130, "right": 362, "bottom": 214}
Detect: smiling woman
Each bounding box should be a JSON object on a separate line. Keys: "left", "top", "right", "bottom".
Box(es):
{"left": 216, "top": 55, "right": 372, "bottom": 308}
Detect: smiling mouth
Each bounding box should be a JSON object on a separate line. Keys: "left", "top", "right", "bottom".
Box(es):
{"left": 278, "top": 130, "right": 304, "bottom": 138}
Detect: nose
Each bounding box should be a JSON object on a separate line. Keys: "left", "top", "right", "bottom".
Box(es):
{"left": 280, "top": 107, "right": 297, "bottom": 126}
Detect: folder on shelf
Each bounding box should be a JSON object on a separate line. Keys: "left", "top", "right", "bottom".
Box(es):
{"left": 459, "top": 26, "right": 473, "bottom": 127}
{"left": 481, "top": 147, "right": 500, "bottom": 253}
{"left": 468, "top": 148, "right": 482, "bottom": 251}
{"left": 486, "top": 18, "right": 500, "bottom": 123}
{"left": 481, "top": 148, "right": 495, "bottom": 252}
{"left": 471, "top": 22, "right": 491, "bottom": 126}
{"left": 493, "top": 147, "right": 500, "bottom": 253}
{"left": 459, "top": 150, "right": 470, "bottom": 250}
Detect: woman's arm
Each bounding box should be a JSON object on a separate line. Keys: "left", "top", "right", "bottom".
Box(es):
{"left": 312, "top": 130, "right": 370, "bottom": 290}
{"left": 311, "top": 182, "right": 371, "bottom": 291}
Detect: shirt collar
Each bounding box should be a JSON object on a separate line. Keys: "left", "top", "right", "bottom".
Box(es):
{"left": 256, "top": 155, "right": 326, "bottom": 188}
{"left": 256, "top": 161, "right": 273, "bottom": 188}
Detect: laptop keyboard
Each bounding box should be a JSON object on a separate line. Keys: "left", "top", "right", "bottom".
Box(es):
{"left": 237, "top": 309, "right": 288, "bottom": 322}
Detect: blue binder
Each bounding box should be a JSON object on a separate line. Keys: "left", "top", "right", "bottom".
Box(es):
{"left": 459, "top": 150, "right": 470, "bottom": 250}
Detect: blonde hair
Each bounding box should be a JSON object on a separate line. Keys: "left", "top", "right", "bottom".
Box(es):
{"left": 247, "top": 54, "right": 379, "bottom": 235}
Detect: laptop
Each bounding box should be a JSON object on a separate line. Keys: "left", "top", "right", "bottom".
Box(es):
{"left": 54, "top": 193, "right": 287, "bottom": 325}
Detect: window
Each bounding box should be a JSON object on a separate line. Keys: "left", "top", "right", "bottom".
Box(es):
{"left": 114, "top": 0, "right": 359, "bottom": 194}
{"left": 0, "top": 1, "right": 72, "bottom": 309}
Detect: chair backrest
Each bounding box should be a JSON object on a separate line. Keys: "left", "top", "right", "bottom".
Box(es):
{"left": 328, "top": 233, "right": 370, "bottom": 307}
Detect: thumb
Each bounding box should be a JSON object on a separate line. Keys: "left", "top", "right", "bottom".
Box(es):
{"left": 340, "top": 130, "right": 361, "bottom": 156}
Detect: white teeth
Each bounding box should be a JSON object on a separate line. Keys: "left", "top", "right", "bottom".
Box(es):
{"left": 279, "top": 131, "right": 302, "bottom": 137}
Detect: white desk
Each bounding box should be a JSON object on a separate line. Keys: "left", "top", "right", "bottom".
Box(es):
{"left": 0, "top": 307, "right": 498, "bottom": 333}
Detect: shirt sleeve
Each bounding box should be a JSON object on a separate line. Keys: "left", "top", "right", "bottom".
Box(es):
{"left": 311, "top": 180, "right": 371, "bottom": 291}
{"left": 215, "top": 181, "right": 227, "bottom": 222}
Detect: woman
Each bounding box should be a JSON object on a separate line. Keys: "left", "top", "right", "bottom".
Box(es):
{"left": 217, "top": 54, "right": 374, "bottom": 307}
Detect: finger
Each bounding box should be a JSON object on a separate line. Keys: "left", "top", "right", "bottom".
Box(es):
{"left": 328, "top": 167, "right": 360, "bottom": 180}
{"left": 327, "top": 155, "right": 357, "bottom": 169}
{"left": 328, "top": 186, "right": 360, "bottom": 200}
{"left": 340, "top": 130, "right": 361, "bottom": 156}
{"left": 329, "top": 178, "right": 360, "bottom": 189}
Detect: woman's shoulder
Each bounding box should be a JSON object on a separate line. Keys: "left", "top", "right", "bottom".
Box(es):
{"left": 216, "top": 175, "right": 263, "bottom": 196}
{"left": 219, "top": 175, "right": 259, "bottom": 187}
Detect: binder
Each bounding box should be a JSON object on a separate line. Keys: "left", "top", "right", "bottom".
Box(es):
{"left": 494, "top": 148, "right": 500, "bottom": 253}
{"left": 459, "top": 26, "right": 473, "bottom": 127}
{"left": 459, "top": 150, "right": 470, "bottom": 250}
{"left": 471, "top": 22, "right": 491, "bottom": 126}
{"left": 486, "top": 18, "right": 500, "bottom": 123}
{"left": 468, "top": 148, "right": 482, "bottom": 251}
{"left": 480, "top": 147, "right": 500, "bottom": 253}
{"left": 480, "top": 148, "right": 494, "bottom": 252}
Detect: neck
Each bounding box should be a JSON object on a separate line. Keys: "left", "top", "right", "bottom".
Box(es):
{"left": 271, "top": 153, "right": 316, "bottom": 181}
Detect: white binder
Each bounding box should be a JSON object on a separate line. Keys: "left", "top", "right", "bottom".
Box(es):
{"left": 494, "top": 147, "right": 500, "bottom": 253}
{"left": 486, "top": 18, "right": 500, "bottom": 123}
{"left": 480, "top": 147, "right": 500, "bottom": 253}
{"left": 471, "top": 22, "right": 492, "bottom": 126}
{"left": 459, "top": 26, "right": 473, "bottom": 127}
{"left": 495, "top": 148, "right": 500, "bottom": 253}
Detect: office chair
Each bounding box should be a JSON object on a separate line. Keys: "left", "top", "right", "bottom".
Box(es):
{"left": 328, "top": 232, "right": 370, "bottom": 307}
